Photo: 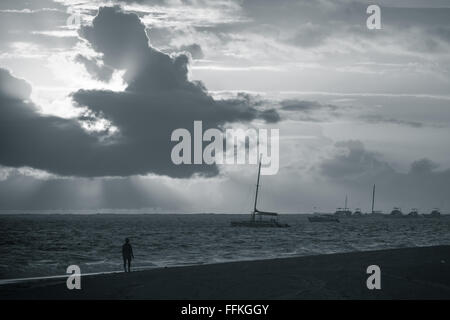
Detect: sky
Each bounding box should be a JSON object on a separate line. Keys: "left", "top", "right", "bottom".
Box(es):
{"left": 0, "top": 0, "right": 449, "bottom": 214}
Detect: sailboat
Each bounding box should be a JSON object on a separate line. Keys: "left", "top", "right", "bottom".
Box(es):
{"left": 230, "top": 158, "right": 289, "bottom": 228}
{"left": 369, "top": 184, "right": 383, "bottom": 216}
{"left": 334, "top": 195, "right": 352, "bottom": 217}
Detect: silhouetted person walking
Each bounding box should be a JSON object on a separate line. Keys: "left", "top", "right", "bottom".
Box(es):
{"left": 122, "top": 238, "right": 134, "bottom": 272}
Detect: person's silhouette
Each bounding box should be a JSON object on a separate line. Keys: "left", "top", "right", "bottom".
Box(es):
{"left": 122, "top": 238, "right": 134, "bottom": 272}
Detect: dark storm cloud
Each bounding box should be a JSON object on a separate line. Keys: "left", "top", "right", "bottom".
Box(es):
{"left": 73, "top": 6, "right": 279, "bottom": 167}
{"left": 0, "top": 66, "right": 217, "bottom": 178}
{"left": 0, "top": 6, "right": 279, "bottom": 178}
{"left": 0, "top": 68, "right": 102, "bottom": 176}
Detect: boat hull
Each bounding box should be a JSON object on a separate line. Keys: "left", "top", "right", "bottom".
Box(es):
{"left": 230, "top": 220, "right": 289, "bottom": 228}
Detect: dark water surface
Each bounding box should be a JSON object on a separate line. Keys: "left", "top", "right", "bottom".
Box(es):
{"left": 1, "top": 214, "right": 449, "bottom": 279}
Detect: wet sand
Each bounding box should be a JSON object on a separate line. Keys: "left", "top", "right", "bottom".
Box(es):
{"left": 1, "top": 245, "right": 450, "bottom": 299}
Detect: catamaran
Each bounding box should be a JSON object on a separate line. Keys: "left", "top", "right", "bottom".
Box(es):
{"left": 230, "top": 158, "right": 289, "bottom": 228}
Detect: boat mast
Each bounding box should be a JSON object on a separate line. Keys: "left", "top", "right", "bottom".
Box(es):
{"left": 344, "top": 195, "right": 348, "bottom": 210}
{"left": 371, "top": 184, "right": 376, "bottom": 214}
{"left": 252, "top": 156, "right": 262, "bottom": 221}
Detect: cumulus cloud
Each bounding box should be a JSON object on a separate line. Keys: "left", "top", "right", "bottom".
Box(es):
{"left": 320, "top": 140, "right": 393, "bottom": 180}
{"left": 0, "top": 68, "right": 102, "bottom": 176}
{"left": 318, "top": 140, "right": 450, "bottom": 210}
{"left": 0, "top": 6, "right": 279, "bottom": 178}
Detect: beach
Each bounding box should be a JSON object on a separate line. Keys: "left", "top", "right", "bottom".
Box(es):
{"left": 1, "top": 245, "right": 450, "bottom": 299}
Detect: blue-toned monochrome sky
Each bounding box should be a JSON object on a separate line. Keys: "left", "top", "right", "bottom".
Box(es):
{"left": 0, "top": 0, "right": 449, "bottom": 213}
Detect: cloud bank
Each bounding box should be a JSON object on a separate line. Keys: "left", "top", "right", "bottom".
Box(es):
{"left": 0, "top": 6, "right": 279, "bottom": 178}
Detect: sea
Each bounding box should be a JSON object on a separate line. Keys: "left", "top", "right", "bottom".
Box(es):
{"left": 1, "top": 214, "right": 449, "bottom": 281}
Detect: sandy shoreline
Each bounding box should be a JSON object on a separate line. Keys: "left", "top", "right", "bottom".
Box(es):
{"left": 1, "top": 245, "right": 450, "bottom": 299}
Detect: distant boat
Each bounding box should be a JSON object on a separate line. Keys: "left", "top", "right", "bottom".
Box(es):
{"left": 334, "top": 195, "right": 352, "bottom": 217}
{"left": 407, "top": 208, "right": 419, "bottom": 218}
{"left": 353, "top": 208, "right": 363, "bottom": 216}
{"left": 369, "top": 210, "right": 384, "bottom": 216}
{"left": 231, "top": 157, "right": 289, "bottom": 228}
{"left": 308, "top": 214, "right": 340, "bottom": 223}
{"left": 389, "top": 207, "right": 403, "bottom": 217}
{"left": 424, "top": 208, "right": 441, "bottom": 218}
{"left": 334, "top": 208, "right": 352, "bottom": 217}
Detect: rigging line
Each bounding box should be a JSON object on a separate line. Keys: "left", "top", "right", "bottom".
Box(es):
{"left": 236, "top": 175, "right": 254, "bottom": 214}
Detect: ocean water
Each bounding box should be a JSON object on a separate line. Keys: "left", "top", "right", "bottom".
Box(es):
{"left": 0, "top": 214, "right": 450, "bottom": 280}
